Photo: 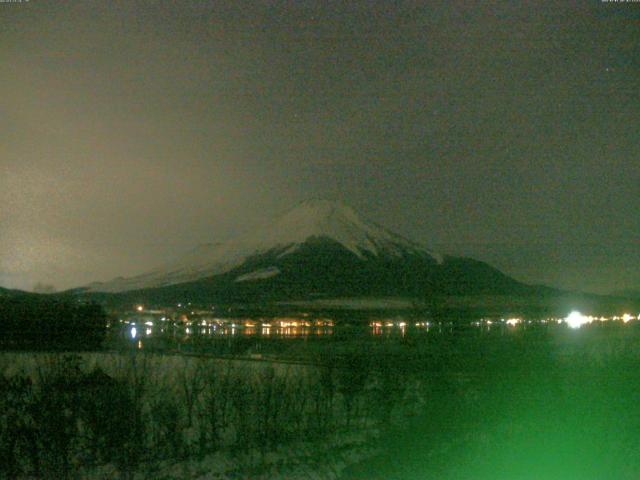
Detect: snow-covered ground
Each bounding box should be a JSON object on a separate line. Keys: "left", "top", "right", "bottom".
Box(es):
{"left": 78, "top": 431, "right": 380, "bottom": 480}
{"left": 0, "top": 350, "right": 425, "bottom": 480}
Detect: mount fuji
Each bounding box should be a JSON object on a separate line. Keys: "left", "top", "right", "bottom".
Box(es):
{"left": 82, "top": 200, "right": 535, "bottom": 304}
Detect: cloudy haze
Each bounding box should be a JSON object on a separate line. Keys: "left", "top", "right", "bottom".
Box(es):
{"left": 1, "top": 1, "right": 639, "bottom": 293}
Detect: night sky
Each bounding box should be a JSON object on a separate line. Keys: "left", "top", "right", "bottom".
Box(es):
{"left": 1, "top": 1, "right": 639, "bottom": 294}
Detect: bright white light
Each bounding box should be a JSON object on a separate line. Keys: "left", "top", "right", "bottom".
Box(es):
{"left": 566, "top": 311, "right": 589, "bottom": 329}
{"left": 622, "top": 313, "right": 633, "bottom": 323}
{"left": 130, "top": 327, "right": 137, "bottom": 339}
{"left": 136, "top": 305, "right": 144, "bottom": 312}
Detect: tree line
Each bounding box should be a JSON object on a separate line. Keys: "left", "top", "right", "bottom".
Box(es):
{"left": 0, "top": 295, "right": 107, "bottom": 350}
{"left": 0, "top": 350, "right": 414, "bottom": 479}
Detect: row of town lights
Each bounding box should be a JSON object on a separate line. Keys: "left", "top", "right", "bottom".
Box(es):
{"left": 133, "top": 305, "right": 639, "bottom": 334}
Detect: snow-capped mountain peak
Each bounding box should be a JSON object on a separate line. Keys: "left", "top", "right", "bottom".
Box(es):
{"left": 253, "top": 199, "right": 432, "bottom": 259}
{"left": 85, "top": 200, "right": 440, "bottom": 293}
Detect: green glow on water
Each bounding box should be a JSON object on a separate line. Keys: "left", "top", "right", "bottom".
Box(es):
{"left": 348, "top": 325, "right": 640, "bottom": 480}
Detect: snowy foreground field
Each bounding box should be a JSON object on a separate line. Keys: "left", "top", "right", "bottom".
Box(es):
{"left": 0, "top": 349, "right": 426, "bottom": 480}
{"left": 2, "top": 324, "right": 640, "bottom": 480}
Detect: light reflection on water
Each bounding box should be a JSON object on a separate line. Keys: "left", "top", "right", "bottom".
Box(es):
{"left": 126, "top": 321, "right": 464, "bottom": 342}
{"left": 120, "top": 313, "right": 640, "bottom": 348}
{"left": 124, "top": 323, "right": 339, "bottom": 342}
{"left": 122, "top": 323, "right": 431, "bottom": 348}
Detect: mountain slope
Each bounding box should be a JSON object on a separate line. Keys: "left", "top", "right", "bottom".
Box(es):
{"left": 0, "top": 286, "right": 34, "bottom": 298}
{"left": 78, "top": 199, "right": 541, "bottom": 305}
{"left": 610, "top": 289, "right": 640, "bottom": 300}
{"left": 108, "top": 245, "right": 534, "bottom": 306}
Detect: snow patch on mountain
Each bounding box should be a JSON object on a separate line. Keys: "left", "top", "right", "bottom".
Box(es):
{"left": 235, "top": 267, "right": 281, "bottom": 283}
